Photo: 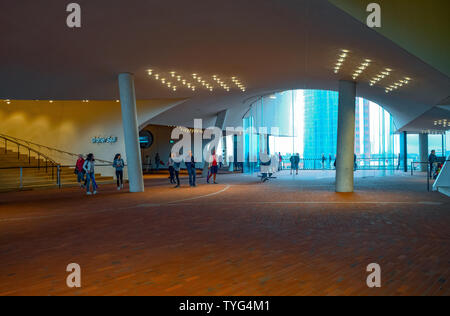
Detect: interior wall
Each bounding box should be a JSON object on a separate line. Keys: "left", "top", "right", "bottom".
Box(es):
{"left": 0, "top": 99, "right": 183, "bottom": 175}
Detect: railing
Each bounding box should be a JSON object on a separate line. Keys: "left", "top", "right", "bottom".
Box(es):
{"left": 0, "top": 134, "right": 58, "bottom": 170}
{"left": 0, "top": 163, "right": 119, "bottom": 190}
{"left": 0, "top": 134, "right": 112, "bottom": 165}
{"left": 278, "top": 157, "right": 401, "bottom": 171}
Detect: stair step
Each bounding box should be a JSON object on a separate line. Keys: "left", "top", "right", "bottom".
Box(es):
{"left": 0, "top": 142, "right": 112, "bottom": 190}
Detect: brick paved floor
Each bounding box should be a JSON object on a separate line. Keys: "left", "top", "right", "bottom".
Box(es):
{"left": 0, "top": 170, "right": 448, "bottom": 296}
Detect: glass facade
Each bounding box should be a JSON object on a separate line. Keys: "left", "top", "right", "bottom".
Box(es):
{"left": 242, "top": 89, "right": 404, "bottom": 171}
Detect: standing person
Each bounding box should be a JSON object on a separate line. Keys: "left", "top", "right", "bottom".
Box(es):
{"left": 155, "top": 153, "right": 161, "bottom": 171}
{"left": 173, "top": 154, "right": 181, "bottom": 188}
{"left": 279, "top": 153, "right": 283, "bottom": 171}
{"left": 83, "top": 153, "right": 97, "bottom": 195}
{"left": 429, "top": 150, "right": 437, "bottom": 179}
{"left": 75, "top": 154, "right": 86, "bottom": 188}
{"left": 145, "top": 155, "right": 152, "bottom": 173}
{"left": 397, "top": 153, "right": 401, "bottom": 170}
{"left": 294, "top": 153, "right": 300, "bottom": 175}
{"left": 168, "top": 153, "right": 175, "bottom": 184}
{"left": 289, "top": 154, "right": 295, "bottom": 175}
{"left": 218, "top": 155, "right": 224, "bottom": 169}
{"left": 207, "top": 150, "right": 219, "bottom": 184}
{"left": 329, "top": 154, "right": 333, "bottom": 169}
{"left": 322, "top": 154, "right": 326, "bottom": 169}
{"left": 113, "top": 153, "right": 125, "bottom": 190}
{"left": 354, "top": 154, "right": 358, "bottom": 171}
{"left": 186, "top": 151, "right": 196, "bottom": 187}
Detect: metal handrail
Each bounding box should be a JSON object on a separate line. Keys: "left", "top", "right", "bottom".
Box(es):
{"left": 0, "top": 134, "right": 58, "bottom": 168}
{"left": 0, "top": 133, "right": 112, "bottom": 164}
{"left": 0, "top": 164, "right": 122, "bottom": 190}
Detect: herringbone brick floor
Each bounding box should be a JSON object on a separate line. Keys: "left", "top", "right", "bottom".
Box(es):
{"left": 0, "top": 171, "right": 448, "bottom": 296}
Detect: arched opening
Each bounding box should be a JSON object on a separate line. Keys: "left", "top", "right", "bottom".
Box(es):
{"left": 237, "top": 89, "right": 403, "bottom": 173}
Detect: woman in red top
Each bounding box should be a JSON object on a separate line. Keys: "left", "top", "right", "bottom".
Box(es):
{"left": 75, "top": 154, "right": 86, "bottom": 188}
{"left": 207, "top": 151, "right": 219, "bottom": 184}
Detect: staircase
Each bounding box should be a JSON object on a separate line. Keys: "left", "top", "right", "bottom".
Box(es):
{"left": 433, "top": 156, "right": 450, "bottom": 197}
{"left": 0, "top": 144, "right": 114, "bottom": 192}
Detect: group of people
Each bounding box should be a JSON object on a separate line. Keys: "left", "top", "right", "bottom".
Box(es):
{"left": 167, "top": 151, "right": 220, "bottom": 188}
{"left": 75, "top": 150, "right": 223, "bottom": 194}
{"left": 75, "top": 153, "right": 125, "bottom": 195}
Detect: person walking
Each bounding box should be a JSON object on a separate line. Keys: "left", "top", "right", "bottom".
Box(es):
{"left": 83, "top": 153, "right": 97, "bottom": 195}
{"left": 186, "top": 151, "right": 196, "bottom": 187}
{"left": 113, "top": 153, "right": 125, "bottom": 190}
{"left": 173, "top": 155, "right": 181, "bottom": 188}
{"left": 168, "top": 154, "right": 175, "bottom": 184}
{"left": 75, "top": 154, "right": 86, "bottom": 188}
{"left": 207, "top": 150, "right": 219, "bottom": 184}
{"left": 429, "top": 150, "right": 438, "bottom": 179}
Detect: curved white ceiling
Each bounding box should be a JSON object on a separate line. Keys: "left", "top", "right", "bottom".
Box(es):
{"left": 1, "top": 0, "right": 449, "bottom": 130}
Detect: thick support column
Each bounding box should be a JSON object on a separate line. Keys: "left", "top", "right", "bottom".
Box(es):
{"left": 118, "top": 73, "right": 144, "bottom": 193}
{"left": 202, "top": 110, "right": 228, "bottom": 177}
{"left": 442, "top": 134, "right": 446, "bottom": 157}
{"left": 336, "top": 80, "right": 356, "bottom": 193}
{"left": 419, "top": 133, "right": 429, "bottom": 172}
{"left": 400, "top": 131, "right": 408, "bottom": 172}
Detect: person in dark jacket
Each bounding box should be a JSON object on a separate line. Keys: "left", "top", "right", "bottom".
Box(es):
{"left": 83, "top": 153, "right": 97, "bottom": 195}
{"left": 168, "top": 154, "right": 175, "bottom": 184}
{"left": 429, "top": 150, "right": 438, "bottom": 179}
{"left": 113, "top": 153, "right": 125, "bottom": 190}
{"left": 185, "top": 151, "right": 196, "bottom": 187}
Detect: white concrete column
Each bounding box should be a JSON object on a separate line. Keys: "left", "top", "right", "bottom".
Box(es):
{"left": 419, "top": 133, "right": 429, "bottom": 172}
{"left": 118, "top": 73, "right": 144, "bottom": 193}
{"left": 336, "top": 80, "right": 356, "bottom": 193}
{"left": 400, "top": 131, "right": 408, "bottom": 172}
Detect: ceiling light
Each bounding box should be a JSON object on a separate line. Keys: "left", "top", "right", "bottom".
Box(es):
{"left": 170, "top": 72, "right": 176, "bottom": 77}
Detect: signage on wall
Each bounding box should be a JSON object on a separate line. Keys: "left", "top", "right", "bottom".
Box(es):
{"left": 139, "top": 130, "right": 154, "bottom": 149}
{"left": 92, "top": 136, "right": 118, "bottom": 144}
